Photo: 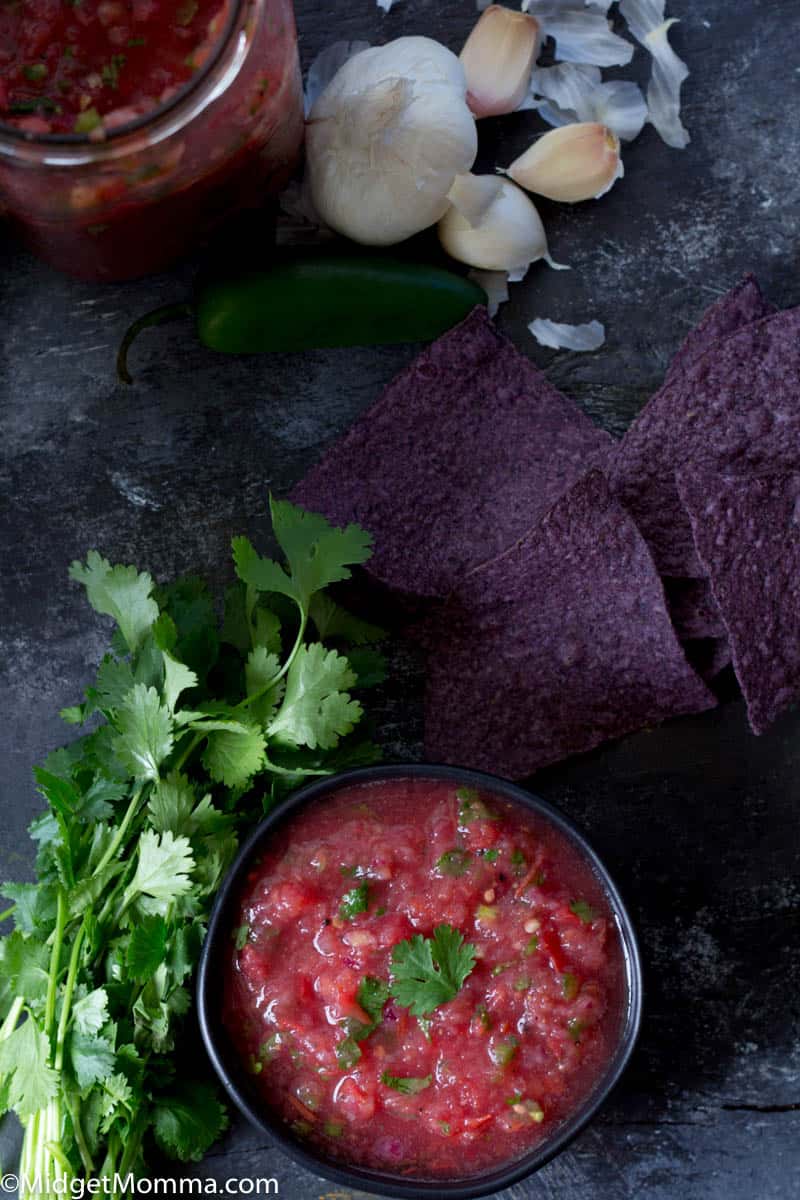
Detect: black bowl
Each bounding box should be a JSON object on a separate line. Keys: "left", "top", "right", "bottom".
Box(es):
{"left": 197, "top": 764, "right": 643, "bottom": 1199}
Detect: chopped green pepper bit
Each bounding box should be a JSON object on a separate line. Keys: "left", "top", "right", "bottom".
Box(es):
{"left": 524, "top": 934, "right": 540, "bottom": 955}
{"left": 335, "top": 1036, "right": 361, "bottom": 1071}
{"left": 489, "top": 1036, "right": 519, "bottom": 1067}
{"left": 491, "top": 962, "right": 512, "bottom": 977}
{"left": 569, "top": 899, "right": 598, "bottom": 924}
{"left": 233, "top": 923, "right": 249, "bottom": 949}
{"left": 510, "top": 848, "right": 526, "bottom": 869}
{"left": 457, "top": 787, "right": 496, "bottom": 824}
{"left": 476, "top": 903, "right": 498, "bottom": 922}
{"left": 567, "top": 1017, "right": 586, "bottom": 1044}
{"left": 438, "top": 1121, "right": 451, "bottom": 1136}
{"left": 23, "top": 63, "right": 48, "bottom": 82}
{"left": 513, "top": 975, "right": 530, "bottom": 992}
{"left": 483, "top": 848, "right": 499, "bottom": 863}
{"left": 323, "top": 1120, "right": 344, "bottom": 1138}
{"left": 562, "top": 972, "right": 581, "bottom": 1001}
{"left": 505, "top": 1092, "right": 524, "bottom": 1107}
{"left": 290, "top": 1119, "right": 312, "bottom": 1138}
{"left": 475, "top": 1003, "right": 492, "bottom": 1032}
{"left": 74, "top": 107, "right": 101, "bottom": 134}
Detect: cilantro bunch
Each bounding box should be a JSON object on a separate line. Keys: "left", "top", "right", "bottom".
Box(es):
{"left": 0, "top": 499, "right": 384, "bottom": 1199}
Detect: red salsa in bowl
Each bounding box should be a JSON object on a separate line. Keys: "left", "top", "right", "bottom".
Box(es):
{"left": 199, "top": 768, "right": 641, "bottom": 1195}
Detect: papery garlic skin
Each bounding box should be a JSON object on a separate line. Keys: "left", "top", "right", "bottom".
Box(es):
{"left": 306, "top": 38, "right": 478, "bottom": 245}
{"left": 460, "top": 5, "right": 541, "bottom": 119}
{"left": 438, "top": 176, "right": 548, "bottom": 272}
{"left": 508, "top": 123, "right": 623, "bottom": 203}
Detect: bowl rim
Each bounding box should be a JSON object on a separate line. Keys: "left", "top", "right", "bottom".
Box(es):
{"left": 197, "top": 763, "right": 644, "bottom": 1200}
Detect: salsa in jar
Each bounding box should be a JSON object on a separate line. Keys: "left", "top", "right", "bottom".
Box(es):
{"left": 224, "top": 777, "right": 627, "bottom": 1181}
{"left": 0, "top": 0, "right": 303, "bottom": 279}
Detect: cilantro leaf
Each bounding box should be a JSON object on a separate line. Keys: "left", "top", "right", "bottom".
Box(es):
{"left": 162, "top": 653, "right": 198, "bottom": 716}
{"left": 93, "top": 656, "right": 136, "bottom": 710}
{"left": 335, "top": 1036, "right": 361, "bottom": 1071}
{"left": 0, "top": 883, "right": 58, "bottom": 935}
{"left": 152, "top": 1080, "right": 228, "bottom": 1162}
{"left": 270, "top": 498, "right": 373, "bottom": 608}
{"left": 71, "top": 988, "right": 110, "bottom": 1036}
{"left": 390, "top": 925, "right": 477, "bottom": 1017}
{"left": 68, "top": 1031, "right": 117, "bottom": 1091}
{"left": 202, "top": 723, "right": 266, "bottom": 788}
{"left": 340, "top": 882, "right": 370, "bottom": 920}
{"left": 113, "top": 684, "right": 174, "bottom": 782}
{"left": 127, "top": 914, "right": 168, "bottom": 982}
{"left": 129, "top": 830, "right": 194, "bottom": 906}
{"left": 245, "top": 646, "right": 281, "bottom": 697}
{"left": 268, "top": 644, "right": 362, "bottom": 750}
{"left": 569, "top": 899, "right": 598, "bottom": 925}
{"left": 0, "top": 933, "right": 50, "bottom": 1014}
{"left": 344, "top": 647, "right": 387, "bottom": 689}
{"left": 356, "top": 977, "right": 389, "bottom": 1025}
{"left": 69, "top": 552, "right": 158, "bottom": 654}
{"left": 380, "top": 1072, "right": 432, "bottom": 1095}
{"left": 309, "top": 594, "right": 386, "bottom": 645}
{"left": 0, "top": 1015, "right": 59, "bottom": 1117}
{"left": 233, "top": 501, "right": 372, "bottom": 618}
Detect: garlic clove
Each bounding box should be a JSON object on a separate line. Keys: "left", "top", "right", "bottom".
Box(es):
{"left": 508, "top": 122, "right": 623, "bottom": 204}
{"left": 447, "top": 173, "right": 505, "bottom": 226}
{"left": 438, "top": 175, "right": 548, "bottom": 272}
{"left": 460, "top": 5, "right": 541, "bottom": 119}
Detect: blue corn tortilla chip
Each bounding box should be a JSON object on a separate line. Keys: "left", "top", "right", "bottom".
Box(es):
{"left": 665, "top": 577, "right": 727, "bottom": 641}
{"left": 664, "top": 275, "right": 773, "bottom": 384}
{"left": 424, "top": 470, "right": 716, "bottom": 779}
{"left": 292, "top": 307, "right": 615, "bottom": 598}
{"left": 683, "top": 637, "right": 733, "bottom": 684}
{"left": 677, "top": 467, "right": 800, "bottom": 734}
{"left": 609, "top": 304, "right": 800, "bottom": 576}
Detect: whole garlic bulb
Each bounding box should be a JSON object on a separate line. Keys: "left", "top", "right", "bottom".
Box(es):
{"left": 306, "top": 37, "right": 478, "bottom": 245}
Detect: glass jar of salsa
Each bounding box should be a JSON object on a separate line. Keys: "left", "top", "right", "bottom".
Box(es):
{"left": 0, "top": 0, "right": 303, "bottom": 281}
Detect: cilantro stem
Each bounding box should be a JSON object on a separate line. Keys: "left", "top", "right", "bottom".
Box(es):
{"left": 55, "top": 920, "right": 87, "bottom": 1071}
{"left": 94, "top": 784, "right": 146, "bottom": 876}
{"left": 64, "top": 1089, "right": 95, "bottom": 1176}
{"left": 237, "top": 610, "right": 308, "bottom": 713}
{"left": 43, "top": 1137, "right": 73, "bottom": 1176}
{"left": 0, "top": 904, "right": 16, "bottom": 923}
{"left": 0, "top": 995, "right": 24, "bottom": 1042}
{"left": 173, "top": 729, "right": 203, "bottom": 772}
{"left": 44, "top": 891, "right": 67, "bottom": 1042}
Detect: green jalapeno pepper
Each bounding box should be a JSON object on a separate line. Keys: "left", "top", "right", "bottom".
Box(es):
{"left": 117, "top": 252, "right": 487, "bottom": 383}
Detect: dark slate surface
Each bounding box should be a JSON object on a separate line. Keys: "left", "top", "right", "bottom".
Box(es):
{"left": 1, "top": 1, "right": 799, "bottom": 1198}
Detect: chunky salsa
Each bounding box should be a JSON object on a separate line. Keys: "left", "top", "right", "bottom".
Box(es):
{"left": 0, "top": 0, "right": 228, "bottom": 136}
{"left": 0, "top": 0, "right": 302, "bottom": 279}
{"left": 224, "top": 779, "right": 625, "bottom": 1180}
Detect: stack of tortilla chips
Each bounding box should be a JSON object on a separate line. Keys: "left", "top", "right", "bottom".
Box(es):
{"left": 293, "top": 278, "right": 799, "bottom": 777}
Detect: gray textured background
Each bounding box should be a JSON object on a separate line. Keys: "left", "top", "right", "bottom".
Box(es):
{"left": 1, "top": 1, "right": 799, "bottom": 1197}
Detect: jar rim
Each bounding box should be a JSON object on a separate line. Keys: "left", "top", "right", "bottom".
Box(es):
{"left": 0, "top": 0, "right": 243, "bottom": 150}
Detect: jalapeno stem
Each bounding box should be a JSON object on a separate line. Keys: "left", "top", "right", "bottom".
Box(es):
{"left": 116, "top": 301, "right": 194, "bottom": 385}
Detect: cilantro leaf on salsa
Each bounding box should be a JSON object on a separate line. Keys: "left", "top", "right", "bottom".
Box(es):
{"left": 357, "top": 976, "right": 389, "bottom": 1025}
{"left": 390, "top": 924, "right": 476, "bottom": 1017}
{"left": 340, "top": 881, "right": 370, "bottom": 920}
{"left": 380, "top": 1072, "right": 432, "bottom": 1094}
